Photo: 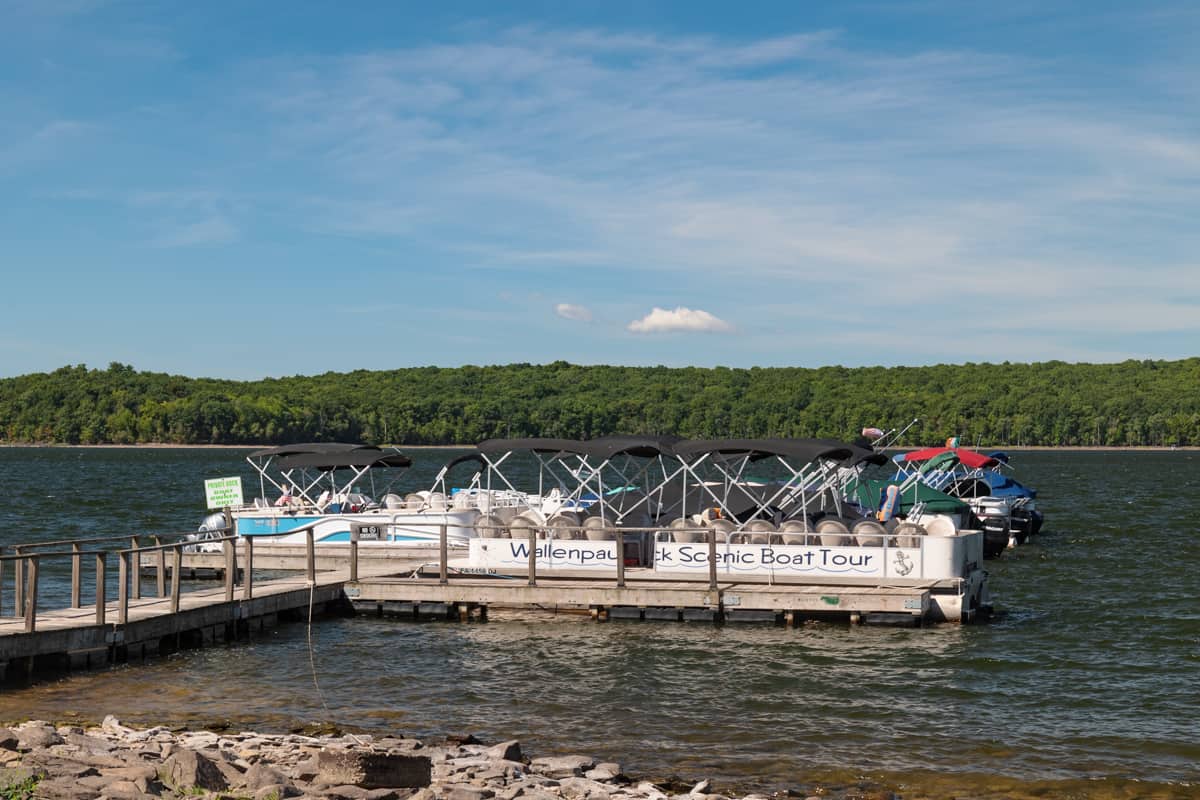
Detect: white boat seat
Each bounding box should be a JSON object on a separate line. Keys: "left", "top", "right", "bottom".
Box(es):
{"left": 852, "top": 520, "right": 887, "bottom": 547}
{"left": 814, "top": 518, "right": 851, "bottom": 547}
{"left": 892, "top": 522, "right": 925, "bottom": 548}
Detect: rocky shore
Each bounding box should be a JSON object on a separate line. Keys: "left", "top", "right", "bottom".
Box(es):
{"left": 0, "top": 718, "right": 848, "bottom": 800}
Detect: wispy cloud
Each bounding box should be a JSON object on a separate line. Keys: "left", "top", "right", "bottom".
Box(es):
{"left": 0, "top": 120, "right": 92, "bottom": 173}
{"left": 628, "top": 307, "right": 733, "bottom": 334}
{"left": 148, "top": 217, "right": 237, "bottom": 248}
{"left": 556, "top": 303, "right": 593, "bottom": 322}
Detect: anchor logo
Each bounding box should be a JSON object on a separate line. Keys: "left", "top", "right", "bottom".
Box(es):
{"left": 893, "top": 550, "right": 914, "bottom": 576}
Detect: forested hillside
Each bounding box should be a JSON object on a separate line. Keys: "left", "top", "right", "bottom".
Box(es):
{"left": 1, "top": 359, "right": 1198, "bottom": 447}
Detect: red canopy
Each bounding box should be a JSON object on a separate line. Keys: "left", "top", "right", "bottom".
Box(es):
{"left": 900, "top": 446, "right": 999, "bottom": 469}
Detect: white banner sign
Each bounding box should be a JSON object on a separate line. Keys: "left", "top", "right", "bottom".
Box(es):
{"left": 653, "top": 542, "right": 925, "bottom": 579}
{"left": 204, "top": 476, "right": 244, "bottom": 510}
{"left": 469, "top": 538, "right": 618, "bottom": 571}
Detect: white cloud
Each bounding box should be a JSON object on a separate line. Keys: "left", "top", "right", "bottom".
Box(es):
{"left": 556, "top": 303, "right": 593, "bottom": 322}
{"left": 628, "top": 307, "right": 733, "bottom": 334}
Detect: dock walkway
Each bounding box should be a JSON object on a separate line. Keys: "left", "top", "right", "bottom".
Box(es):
{"left": 1, "top": 527, "right": 952, "bottom": 681}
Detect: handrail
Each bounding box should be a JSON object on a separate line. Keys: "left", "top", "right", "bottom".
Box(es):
{"left": 2, "top": 520, "right": 331, "bottom": 632}
{"left": 5, "top": 530, "right": 201, "bottom": 551}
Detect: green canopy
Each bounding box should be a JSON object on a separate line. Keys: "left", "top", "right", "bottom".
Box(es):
{"left": 844, "top": 476, "right": 968, "bottom": 515}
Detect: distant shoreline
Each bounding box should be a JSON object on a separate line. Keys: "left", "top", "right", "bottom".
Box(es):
{"left": 0, "top": 442, "right": 1195, "bottom": 452}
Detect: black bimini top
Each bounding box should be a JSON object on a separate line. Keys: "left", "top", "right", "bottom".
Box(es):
{"left": 248, "top": 442, "right": 364, "bottom": 459}
{"left": 266, "top": 444, "right": 412, "bottom": 471}
{"left": 578, "top": 435, "right": 683, "bottom": 460}
{"left": 475, "top": 438, "right": 586, "bottom": 455}
{"left": 672, "top": 438, "right": 865, "bottom": 465}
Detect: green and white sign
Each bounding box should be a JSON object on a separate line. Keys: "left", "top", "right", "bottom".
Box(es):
{"left": 204, "top": 476, "right": 244, "bottom": 509}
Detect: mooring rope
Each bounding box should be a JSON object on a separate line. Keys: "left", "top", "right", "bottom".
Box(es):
{"left": 305, "top": 575, "right": 371, "bottom": 747}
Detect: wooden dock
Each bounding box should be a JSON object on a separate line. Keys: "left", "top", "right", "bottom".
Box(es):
{"left": 0, "top": 527, "right": 965, "bottom": 681}
{"left": 345, "top": 571, "right": 934, "bottom": 624}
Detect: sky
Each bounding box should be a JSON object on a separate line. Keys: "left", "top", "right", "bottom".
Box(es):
{"left": 2, "top": 1, "right": 1198, "bottom": 380}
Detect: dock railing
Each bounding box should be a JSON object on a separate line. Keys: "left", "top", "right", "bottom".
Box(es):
{"left": 0, "top": 522, "right": 329, "bottom": 634}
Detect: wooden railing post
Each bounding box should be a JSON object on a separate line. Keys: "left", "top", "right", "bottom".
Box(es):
{"left": 95, "top": 552, "right": 106, "bottom": 625}
{"left": 350, "top": 529, "right": 360, "bottom": 583}
{"left": 306, "top": 530, "right": 315, "bottom": 584}
{"left": 223, "top": 538, "right": 235, "bottom": 602}
{"left": 118, "top": 550, "right": 129, "bottom": 625}
{"left": 170, "top": 546, "right": 182, "bottom": 613}
{"left": 438, "top": 524, "right": 448, "bottom": 585}
{"left": 130, "top": 536, "right": 141, "bottom": 600}
{"left": 708, "top": 528, "right": 718, "bottom": 591}
{"left": 71, "top": 542, "right": 82, "bottom": 608}
{"left": 527, "top": 527, "right": 537, "bottom": 587}
{"left": 0, "top": 548, "right": 4, "bottom": 617}
{"left": 615, "top": 526, "right": 625, "bottom": 588}
{"left": 13, "top": 546, "right": 23, "bottom": 616}
{"left": 242, "top": 536, "right": 254, "bottom": 600}
{"left": 154, "top": 536, "right": 166, "bottom": 598}
{"left": 23, "top": 556, "right": 38, "bottom": 633}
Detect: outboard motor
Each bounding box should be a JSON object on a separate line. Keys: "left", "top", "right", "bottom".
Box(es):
{"left": 188, "top": 512, "right": 230, "bottom": 553}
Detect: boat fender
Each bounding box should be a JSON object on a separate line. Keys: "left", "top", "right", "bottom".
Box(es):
{"left": 877, "top": 484, "right": 901, "bottom": 522}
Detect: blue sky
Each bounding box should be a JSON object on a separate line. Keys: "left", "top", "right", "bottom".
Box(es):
{"left": 2, "top": 1, "right": 1198, "bottom": 380}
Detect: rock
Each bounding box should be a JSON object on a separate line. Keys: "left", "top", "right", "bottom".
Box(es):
{"left": 446, "top": 785, "right": 495, "bottom": 800}
{"left": 100, "top": 764, "right": 158, "bottom": 786}
{"left": 101, "top": 715, "right": 131, "bottom": 734}
{"left": 689, "top": 779, "right": 712, "bottom": 796}
{"left": 95, "top": 778, "right": 145, "bottom": 798}
{"left": 62, "top": 732, "right": 116, "bottom": 755}
{"left": 316, "top": 750, "right": 432, "bottom": 789}
{"left": 159, "top": 748, "right": 229, "bottom": 792}
{"left": 585, "top": 763, "right": 622, "bottom": 782}
{"left": 378, "top": 738, "right": 424, "bottom": 752}
{"left": 0, "top": 765, "right": 49, "bottom": 789}
{"left": 16, "top": 723, "right": 64, "bottom": 750}
{"left": 242, "top": 762, "right": 292, "bottom": 791}
{"left": 322, "top": 785, "right": 373, "bottom": 800}
{"left": 29, "top": 775, "right": 101, "bottom": 799}
{"left": 20, "top": 753, "right": 99, "bottom": 779}
{"left": 559, "top": 776, "right": 612, "bottom": 800}
{"left": 485, "top": 740, "right": 523, "bottom": 763}
{"left": 0, "top": 729, "right": 18, "bottom": 751}
{"left": 365, "top": 790, "right": 412, "bottom": 800}
{"left": 634, "top": 781, "right": 669, "bottom": 800}
{"left": 255, "top": 785, "right": 293, "bottom": 800}
{"left": 530, "top": 755, "right": 596, "bottom": 779}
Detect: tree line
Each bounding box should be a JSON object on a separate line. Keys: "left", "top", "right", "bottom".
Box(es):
{"left": 1, "top": 359, "right": 1198, "bottom": 447}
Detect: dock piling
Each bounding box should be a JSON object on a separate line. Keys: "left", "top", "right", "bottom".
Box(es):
{"left": 223, "top": 540, "right": 235, "bottom": 601}
{"left": 130, "top": 537, "right": 141, "bottom": 600}
{"left": 154, "top": 537, "right": 166, "bottom": 598}
{"left": 305, "top": 531, "right": 315, "bottom": 584}
{"left": 243, "top": 536, "right": 254, "bottom": 600}
{"left": 349, "top": 530, "right": 359, "bottom": 583}
{"left": 118, "top": 551, "right": 129, "bottom": 625}
{"left": 95, "top": 553, "right": 106, "bottom": 625}
{"left": 71, "top": 543, "right": 81, "bottom": 608}
{"left": 23, "top": 557, "right": 38, "bottom": 633}
{"left": 707, "top": 530, "right": 718, "bottom": 591}
{"left": 616, "top": 530, "right": 625, "bottom": 588}
{"left": 438, "top": 525, "right": 448, "bottom": 585}
{"left": 527, "top": 527, "right": 537, "bottom": 586}
{"left": 170, "top": 546, "right": 181, "bottom": 613}
{"left": 14, "top": 546, "right": 24, "bottom": 617}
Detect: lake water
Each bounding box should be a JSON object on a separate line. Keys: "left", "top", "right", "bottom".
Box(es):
{"left": 0, "top": 447, "right": 1197, "bottom": 799}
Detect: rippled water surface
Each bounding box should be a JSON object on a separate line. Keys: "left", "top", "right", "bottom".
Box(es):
{"left": 0, "top": 447, "right": 1197, "bottom": 798}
